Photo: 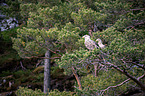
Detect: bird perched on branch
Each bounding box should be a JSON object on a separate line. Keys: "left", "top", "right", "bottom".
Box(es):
{"left": 96, "top": 38, "right": 105, "bottom": 49}
{"left": 82, "top": 35, "right": 106, "bottom": 77}
{"left": 82, "top": 35, "right": 99, "bottom": 50}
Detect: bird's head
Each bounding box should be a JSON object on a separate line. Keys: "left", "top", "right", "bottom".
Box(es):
{"left": 96, "top": 38, "right": 102, "bottom": 43}
{"left": 82, "top": 35, "right": 90, "bottom": 39}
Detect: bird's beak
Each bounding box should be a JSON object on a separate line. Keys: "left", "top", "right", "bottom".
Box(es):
{"left": 96, "top": 39, "right": 99, "bottom": 43}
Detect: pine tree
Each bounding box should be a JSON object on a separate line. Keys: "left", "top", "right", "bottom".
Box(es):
{"left": 12, "top": 0, "right": 145, "bottom": 95}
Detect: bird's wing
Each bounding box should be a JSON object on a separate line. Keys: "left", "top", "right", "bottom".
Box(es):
{"left": 93, "top": 40, "right": 99, "bottom": 48}
{"left": 85, "top": 39, "right": 99, "bottom": 50}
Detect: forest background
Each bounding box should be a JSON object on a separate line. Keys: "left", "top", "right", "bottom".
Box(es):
{"left": 0, "top": 0, "right": 145, "bottom": 96}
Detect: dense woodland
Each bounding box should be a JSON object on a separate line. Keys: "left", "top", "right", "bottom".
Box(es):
{"left": 0, "top": 0, "right": 145, "bottom": 96}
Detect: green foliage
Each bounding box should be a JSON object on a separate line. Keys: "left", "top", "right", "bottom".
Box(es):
{"left": 33, "top": 66, "right": 44, "bottom": 73}
{"left": 0, "top": 0, "right": 22, "bottom": 68}
{"left": 113, "top": 18, "right": 133, "bottom": 31}
{"left": 0, "top": 0, "right": 20, "bottom": 18}
{"left": 15, "top": 87, "right": 46, "bottom": 96}
{"left": 0, "top": 48, "right": 20, "bottom": 65}
{"left": 48, "top": 89, "right": 77, "bottom": 96}
{"left": 26, "top": 2, "right": 74, "bottom": 29}
{"left": 14, "top": 0, "right": 145, "bottom": 59}
{"left": 13, "top": 70, "right": 32, "bottom": 78}
{"left": 12, "top": 28, "right": 47, "bottom": 58}
{"left": 71, "top": 7, "right": 107, "bottom": 31}
{"left": 0, "top": 71, "right": 12, "bottom": 77}
{"left": 124, "top": 29, "right": 145, "bottom": 45}
{"left": 51, "top": 66, "right": 64, "bottom": 78}
{"left": 15, "top": 87, "right": 77, "bottom": 96}
{"left": 93, "top": 27, "right": 145, "bottom": 62}
{"left": 19, "top": 0, "right": 62, "bottom": 21}
{"left": 94, "top": 0, "right": 131, "bottom": 22}
{"left": 18, "top": 0, "right": 62, "bottom": 6}
{"left": 56, "top": 47, "right": 102, "bottom": 76}
{"left": 12, "top": 22, "right": 83, "bottom": 58}
{"left": 76, "top": 70, "right": 131, "bottom": 96}
{"left": 20, "top": 3, "right": 39, "bottom": 21}
{"left": 0, "top": 69, "right": 44, "bottom": 92}
{"left": 1, "top": 27, "right": 18, "bottom": 42}
{"left": 93, "top": 27, "right": 123, "bottom": 43}
{"left": 57, "top": 22, "right": 81, "bottom": 51}
{"left": 10, "top": 0, "right": 145, "bottom": 95}
{"left": 56, "top": 48, "right": 91, "bottom": 75}
{"left": 11, "top": 70, "right": 43, "bottom": 84}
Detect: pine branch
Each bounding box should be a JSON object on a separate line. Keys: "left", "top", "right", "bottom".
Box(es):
{"left": 137, "top": 73, "right": 145, "bottom": 81}
{"left": 126, "top": 20, "right": 145, "bottom": 29}
{"left": 105, "top": 62, "right": 145, "bottom": 91}
{"left": 100, "top": 78, "right": 130, "bottom": 95}
{"left": 72, "top": 66, "right": 82, "bottom": 90}
{"left": 120, "top": 59, "right": 145, "bottom": 70}
{"left": 27, "top": 35, "right": 62, "bottom": 56}
{"left": 36, "top": 59, "right": 43, "bottom": 67}
{"left": 100, "top": 73, "right": 145, "bottom": 95}
{"left": 130, "top": 8, "right": 145, "bottom": 11}
{"left": 23, "top": 56, "right": 60, "bottom": 59}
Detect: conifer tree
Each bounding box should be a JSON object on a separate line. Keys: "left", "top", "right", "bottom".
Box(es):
{"left": 12, "top": 0, "right": 145, "bottom": 95}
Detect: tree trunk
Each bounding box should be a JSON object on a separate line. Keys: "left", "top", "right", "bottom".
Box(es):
{"left": 44, "top": 50, "right": 51, "bottom": 93}
{"left": 94, "top": 63, "right": 101, "bottom": 77}
{"left": 94, "top": 64, "right": 99, "bottom": 77}
{"left": 72, "top": 67, "right": 82, "bottom": 90}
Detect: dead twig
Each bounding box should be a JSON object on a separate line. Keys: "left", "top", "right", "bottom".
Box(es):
{"left": 36, "top": 59, "right": 43, "bottom": 67}
{"left": 20, "top": 61, "right": 26, "bottom": 70}
{"left": 100, "top": 69, "right": 145, "bottom": 95}
{"left": 100, "top": 78, "right": 130, "bottom": 95}
{"left": 24, "top": 56, "right": 60, "bottom": 59}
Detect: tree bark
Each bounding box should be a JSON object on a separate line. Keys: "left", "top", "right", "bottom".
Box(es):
{"left": 94, "top": 63, "right": 100, "bottom": 77}
{"left": 94, "top": 64, "right": 97, "bottom": 77}
{"left": 44, "top": 50, "right": 51, "bottom": 93}
{"left": 72, "top": 67, "right": 82, "bottom": 90}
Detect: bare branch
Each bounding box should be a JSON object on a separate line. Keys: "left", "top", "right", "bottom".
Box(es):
{"left": 27, "top": 35, "right": 62, "bottom": 56}
{"left": 35, "top": 39, "right": 62, "bottom": 56}
{"left": 72, "top": 66, "right": 82, "bottom": 90}
{"left": 132, "top": 62, "right": 145, "bottom": 70}
{"left": 130, "top": 8, "right": 145, "bottom": 11}
{"left": 137, "top": 74, "right": 145, "bottom": 81}
{"left": 126, "top": 20, "right": 145, "bottom": 29}
{"left": 20, "top": 61, "right": 26, "bottom": 70}
{"left": 100, "top": 73, "right": 145, "bottom": 95}
{"left": 120, "top": 59, "right": 145, "bottom": 70}
{"left": 100, "top": 78, "right": 130, "bottom": 95}
{"left": 104, "top": 62, "right": 145, "bottom": 91}
{"left": 36, "top": 59, "right": 43, "bottom": 67}
{"left": 24, "top": 56, "right": 60, "bottom": 59}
